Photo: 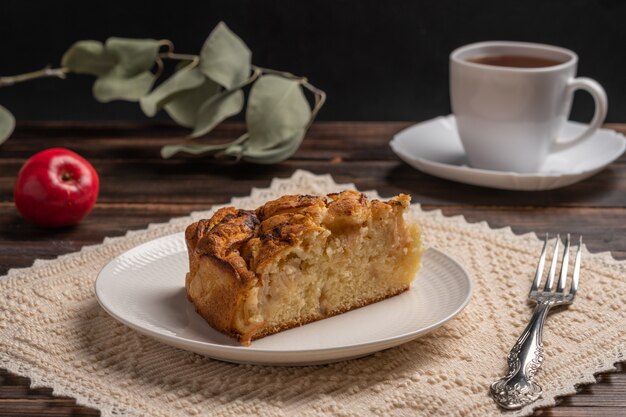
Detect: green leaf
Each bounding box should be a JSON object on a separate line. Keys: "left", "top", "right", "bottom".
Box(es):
{"left": 199, "top": 22, "right": 251, "bottom": 89}
{"left": 161, "top": 133, "right": 248, "bottom": 159}
{"left": 240, "top": 130, "right": 305, "bottom": 164}
{"left": 93, "top": 68, "right": 155, "bottom": 102}
{"left": 161, "top": 143, "right": 230, "bottom": 159}
{"left": 63, "top": 38, "right": 161, "bottom": 102}
{"left": 222, "top": 144, "right": 244, "bottom": 159}
{"left": 61, "top": 40, "right": 117, "bottom": 76}
{"left": 163, "top": 78, "right": 220, "bottom": 128}
{"left": 105, "top": 38, "right": 161, "bottom": 75}
{"left": 140, "top": 67, "right": 205, "bottom": 117}
{"left": 191, "top": 89, "right": 244, "bottom": 138}
{"left": 0, "top": 105, "right": 15, "bottom": 145}
{"left": 245, "top": 75, "right": 311, "bottom": 151}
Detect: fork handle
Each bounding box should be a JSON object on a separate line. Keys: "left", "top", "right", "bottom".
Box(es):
{"left": 490, "top": 301, "right": 551, "bottom": 410}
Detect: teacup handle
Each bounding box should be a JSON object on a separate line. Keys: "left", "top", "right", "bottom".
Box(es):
{"left": 553, "top": 77, "right": 608, "bottom": 152}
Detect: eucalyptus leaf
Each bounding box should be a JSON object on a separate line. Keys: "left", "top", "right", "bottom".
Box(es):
{"left": 191, "top": 89, "right": 244, "bottom": 138}
{"left": 140, "top": 67, "right": 205, "bottom": 117}
{"left": 161, "top": 143, "right": 230, "bottom": 159}
{"left": 0, "top": 105, "right": 15, "bottom": 145}
{"left": 161, "top": 133, "right": 248, "bottom": 158}
{"left": 105, "top": 38, "right": 161, "bottom": 75}
{"left": 93, "top": 68, "right": 155, "bottom": 102}
{"left": 222, "top": 144, "right": 244, "bottom": 159}
{"left": 240, "top": 130, "right": 305, "bottom": 164}
{"left": 63, "top": 38, "right": 161, "bottom": 103}
{"left": 199, "top": 22, "right": 251, "bottom": 89}
{"left": 164, "top": 78, "right": 220, "bottom": 128}
{"left": 245, "top": 75, "right": 311, "bottom": 151}
{"left": 61, "top": 40, "right": 117, "bottom": 76}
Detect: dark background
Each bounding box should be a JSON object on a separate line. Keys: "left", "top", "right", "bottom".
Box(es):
{"left": 0, "top": 0, "right": 624, "bottom": 122}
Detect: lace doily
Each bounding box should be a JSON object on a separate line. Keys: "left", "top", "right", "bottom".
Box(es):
{"left": 1, "top": 170, "right": 623, "bottom": 417}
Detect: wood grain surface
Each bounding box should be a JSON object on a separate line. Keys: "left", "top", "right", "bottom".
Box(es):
{"left": 0, "top": 121, "right": 624, "bottom": 416}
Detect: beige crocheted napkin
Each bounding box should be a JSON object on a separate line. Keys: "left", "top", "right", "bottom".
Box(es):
{"left": 1, "top": 170, "right": 624, "bottom": 417}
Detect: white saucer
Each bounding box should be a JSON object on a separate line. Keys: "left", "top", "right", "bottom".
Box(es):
{"left": 95, "top": 233, "right": 472, "bottom": 366}
{"left": 390, "top": 115, "right": 626, "bottom": 191}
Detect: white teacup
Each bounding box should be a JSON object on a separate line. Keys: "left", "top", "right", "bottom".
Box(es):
{"left": 450, "top": 41, "right": 607, "bottom": 173}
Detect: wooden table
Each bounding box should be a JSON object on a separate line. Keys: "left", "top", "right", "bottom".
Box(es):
{"left": 0, "top": 122, "right": 624, "bottom": 416}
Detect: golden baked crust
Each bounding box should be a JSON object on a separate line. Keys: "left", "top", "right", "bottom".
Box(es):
{"left": 185, "top": 191, "right": 421, "bottom": 345}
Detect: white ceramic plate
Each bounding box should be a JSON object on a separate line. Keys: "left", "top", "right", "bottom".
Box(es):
{"left": 96, "top": 233, "right": 472, "bottom": 366}
{"left": 390, "top": 115, "right": 626, "bottom": 191}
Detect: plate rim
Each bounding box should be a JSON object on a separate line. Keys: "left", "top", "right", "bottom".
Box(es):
{"left": 95, "top": 233, "right": 473, "bottom": 359}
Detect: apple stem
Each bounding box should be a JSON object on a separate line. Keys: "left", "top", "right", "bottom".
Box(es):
{"left": 61, "top": 172, "right": 72, "bottom": 182}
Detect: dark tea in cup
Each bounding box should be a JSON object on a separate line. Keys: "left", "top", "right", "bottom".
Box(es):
{"left": 466, "top": 54, "right": 564, "bottom": 68}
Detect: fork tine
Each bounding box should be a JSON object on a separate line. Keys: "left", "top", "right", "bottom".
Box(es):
{"left": 570, "top": 236, "right": 582, "bottom": 297}
{"left": 556, "top": 234, "right": 571, "bottom": 293}
{"left": 530, "top": 234, "right": 549, "bottom": 294}
{"left": 544, "top": 235, "right": 560, "bottom": 291}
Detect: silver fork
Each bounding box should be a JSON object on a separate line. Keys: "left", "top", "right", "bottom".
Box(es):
{"left": 490, "top": 234, "right": 582, "bottom": 410}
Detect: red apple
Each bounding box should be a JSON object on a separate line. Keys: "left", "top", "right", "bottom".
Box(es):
{"left": 14, "top": 148, "right": 99, "bottom": 227}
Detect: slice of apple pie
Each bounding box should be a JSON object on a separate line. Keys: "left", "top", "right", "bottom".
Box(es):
{"left": 185, "top": 191, "right": 422, "bottom": 345}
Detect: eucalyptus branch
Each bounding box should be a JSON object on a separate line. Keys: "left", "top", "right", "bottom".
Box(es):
{"left": 0, "top": 66, "right": 69, "bottom": 88}
{"left": 157, "top": 39, "right": 175, "bottom": 53}
{"left": 154, "top": 57, "right": 165, "bottom": 80}
{"left": 252, "top": 65, "right": 304, "bottom": 82}
{"left": 156, "top": 51, "right": 201, "bottom": 73}
{"left": 302, "top": 80, "right": 327, "bottom": 126}
{"left": 0, "top": 22, "right": 326, "bottom": 164}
